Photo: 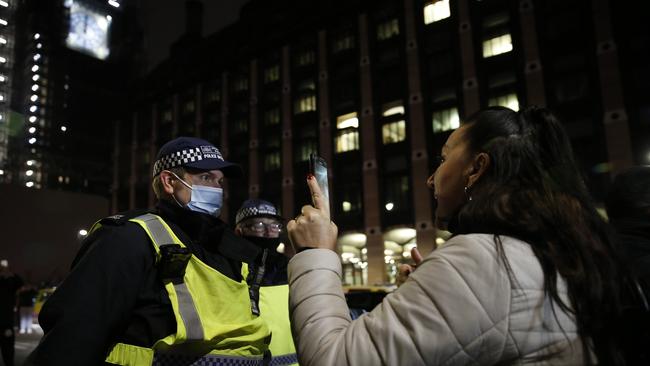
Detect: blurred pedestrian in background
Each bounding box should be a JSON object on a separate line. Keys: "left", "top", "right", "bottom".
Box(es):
{"left": 0, "top": 259, "right": 23, "bottom": 366}
{"left": 17, "top": 284, "right": 37, "bottom": 334}
{"left": 25, "top": 137, "right": 274, "bottom": 365}
{"left": 286, "top": 106, "right": 634, "bottom": 365}
{"left": 234, "top": 199, "right": 297, "bottom": 365}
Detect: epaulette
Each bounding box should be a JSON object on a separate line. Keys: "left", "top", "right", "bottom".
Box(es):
{"left": 98, "top": 209, "right": 152, "bottom": 226}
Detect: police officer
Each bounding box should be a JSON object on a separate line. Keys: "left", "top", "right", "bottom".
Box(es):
{"left": 26, "top": 137, "right": 271, "bottom": 365}
{"left": 234, "top": 199, "right": 297, "bottom": 366}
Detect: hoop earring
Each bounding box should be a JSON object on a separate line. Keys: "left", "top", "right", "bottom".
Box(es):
{"left": 464, "top": 186, "right": 472, "bottom": 201}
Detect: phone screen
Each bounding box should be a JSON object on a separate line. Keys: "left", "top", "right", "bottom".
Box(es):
{"left": 309, "top": 153, "right": 329, "bottom": 202}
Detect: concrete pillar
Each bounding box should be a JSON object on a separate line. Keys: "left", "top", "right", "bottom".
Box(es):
{"left": 249, "top": 59, "right": 260, "bottom": 199}
{"left": 281, "top": 45, "right": 295, "bottom": 218}
{"left": 518, "top": 0, "right": 546, "bottom": 107}
{"left": 457, "top": 0, "right": 480, "bottom": 117}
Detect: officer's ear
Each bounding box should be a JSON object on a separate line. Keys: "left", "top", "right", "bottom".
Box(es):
{"left": 159, "top": 170, "right": 176, "bottom": 195}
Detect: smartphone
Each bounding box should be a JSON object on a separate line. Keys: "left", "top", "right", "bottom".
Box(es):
{"left": 309, "top": 153, "right": 330, "bottom": 202}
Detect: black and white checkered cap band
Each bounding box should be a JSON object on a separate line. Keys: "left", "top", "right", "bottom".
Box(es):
{"left": 153, "top": 352, "right": 266, "bottom": 366}
{"left": 236, "top": 206, "right": 280, "bottom": 225}
{"left": 152, "top": 148, "right": 203, "bottom": 177}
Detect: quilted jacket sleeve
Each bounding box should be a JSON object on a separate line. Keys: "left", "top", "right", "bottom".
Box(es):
{"left": 288, "top": 236, "right": 516, "bottom": 366}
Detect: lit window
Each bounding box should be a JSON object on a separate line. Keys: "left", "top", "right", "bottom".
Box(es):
{"left": 0, "top": 1, "right": 8, "bottom": 8}
{"left": 234, "top": 77, "right": 248, "bottom": 92}
{"left": 108, "top": 0, "right": 119, "bottom": 8}
{"left": 57, "top": 176, "right": 63, "bottom": 183}
{"left": 33, "top": 54, "right": 41, "bottom": 61}
{"left": 0, "top": 57, "right": 6, "bottom": 63}
{"left": 342, "top": 201, "right": 352, "bottom": 212}
{"left": 297, "top": 140, "right": 317, "bottom": 162}
{"left": 29, "top": 116, "right": 36, "bottom": 123}
{"left": 297, "top": 51, "right": 315, "bottom": 66}
{"left": 482, "top": 33, "right": 513, "bottom": 58}
{"left": 61, "top": 126, "right": 67, "bottom": 132}
{"left": 0, "top": 19, "right": 7, "bottom": 26}
{"left": 382, "top": 120, "right": 406, "bottom": 144}
{"left": 333, "top": 34, "right": 355, "bottom": 53}
{"left": 28, "top": 127, "right": 35, "bottom": 133}
{"left": 432, "top": 107, "right": 460, "bottom": 133}
{"left": 335, "top": 130, "right": 359, "bottom": 153}
{"left": 29, "top": 106, "right": 38, "bottom": 113}
{"left": 28, "top": 137, "right": 36, "bottom": 144}
{"left": 263, "top": 152, "right": 281, "bottom": 171}
{"left": 32, "top": 74, "right": 39, "bottom": 81}
{"left": 0, "top": 37, "right": 6, "bottom": 44}
{"left": 336, "top": 112, "right": 359, "bottom": 129}
{"left": 26, "top": 182, "right": 34, "bottom": 188}
{"left": 0, "top": 75, "right": 4, "bottom": 82}
{"left": 424, "top": 0, "right": 451, "bottom": 24}
{"left": 31, "top": 65, "right": 39, "bottom": 72}
{"left": 294, "top": 95, "right": 316, "bottom": 114}
{"left": 264, "top": 65, "right": 279, "bottom": 83}
{"left": 32, "top": 85, "right": 39, "bottom": 91}
{"left": 488, "top": 93, "right": 519, "bottom": 111}
{"left": 26, "top": 170, "right": 33, "bottom": 176}
{"left": 377, "top": 19, "right": 400, "bottom": 41}
{"left": 264, "top": 108, "right": 280, "bottom": 126}
{"left": 382, "top": 102, "right": 404, "bottom": 117}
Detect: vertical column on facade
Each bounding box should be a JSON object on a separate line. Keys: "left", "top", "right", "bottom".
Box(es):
{"left": 403, "top": 0, "right": 436, "bottom": 255}
{"left": 195, "top": 84, "right": 203, "bottom": 137}
{"left": 220, "top": 72, "right": 231, "bottom": 220}
{"left": 111, "top": 121, "right": 120, "bottom": 213}
{"left": 129, "top": 114, "right": 138, "bottom": 210}
{"left": 457, "top": 0, "right": 480, "bottom": 116}
{"left": 172, "top": 94, "right": 179, "bottom": 137}
{"left": 281, "top": 45, "right": 295, "bottom": 218}
{"left": 358, "top": 14, "right": 385, "bottom": 285}
{"left": 317, "top": 30, "right": 334, "bottom": 208}
{"left": 592, "top": 0, "right": 633, "bottom": 173}
{"left": 518, "top": 0, "right": 546, "bottom": 106}
{"left": 148, "top": 104, "right": 158, "bottom": 208}
{"left": 249, "top": 59, "right": 260, "bottom": 199}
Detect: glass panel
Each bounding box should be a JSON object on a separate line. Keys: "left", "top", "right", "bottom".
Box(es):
{"left": 424, "top": 0, "right": 451, "bottom": 24}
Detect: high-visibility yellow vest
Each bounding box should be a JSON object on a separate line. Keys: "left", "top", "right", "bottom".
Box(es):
{"left": 259, "top": 284, "right": 298, "bottom": 365}
{"left": 102, "top": 213, "right": 271, "bottom": 366}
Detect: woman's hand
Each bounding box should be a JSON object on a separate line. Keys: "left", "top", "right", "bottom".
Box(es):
{"left": 287, "top": 175, "right": 338, "bottom": 252}
{"left": 395, "top": 247, "right": 423, "bottom": 287}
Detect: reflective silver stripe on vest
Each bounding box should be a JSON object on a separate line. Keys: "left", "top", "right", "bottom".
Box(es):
{"left": 136, "top": 214, "right": 205, "bottom": 341}
{"left": 153, "top": 352, "right": 266, "bottom": 366}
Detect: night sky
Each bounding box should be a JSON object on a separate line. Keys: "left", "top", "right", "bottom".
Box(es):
{"left": 140, "top": 0, "right": 250, "bottom": 71}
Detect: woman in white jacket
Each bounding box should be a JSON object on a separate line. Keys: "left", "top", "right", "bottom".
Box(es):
{"left": 287, "top": 106, "right": 629, "bottom": 365}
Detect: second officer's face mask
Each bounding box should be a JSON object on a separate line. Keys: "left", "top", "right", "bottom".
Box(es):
{"left": 168, "top": 171, "right": 223, "bottom": 217}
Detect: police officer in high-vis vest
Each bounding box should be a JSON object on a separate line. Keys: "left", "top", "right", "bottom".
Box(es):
{"left": 25, "top": 137, "right": 273, "bottom": 366}
{"left": 235, "top": 199, "right": 298, "bottom": 366}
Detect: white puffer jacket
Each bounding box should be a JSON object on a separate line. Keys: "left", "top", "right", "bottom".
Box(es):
{"left": 288, "top": 234, "right": 586, "bottom": 365}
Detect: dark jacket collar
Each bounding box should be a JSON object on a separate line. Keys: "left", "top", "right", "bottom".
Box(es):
{"left": 155, "top": 200, "right": 261, "bottom": 264}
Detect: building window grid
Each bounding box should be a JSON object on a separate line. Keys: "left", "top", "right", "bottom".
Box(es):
{"left": 377, "top": 18, "right": 400, "bottom": 41}
{"left": 296, "top": 139, "right": 317, "bottom": 162}
{"left": 294, "top": 94, "right": 316, "bottom": 114}
{"left": 234, "top": 77, "right": 248, "bottom": 92}
{"left": 432, "top": 107, "right": 460, "bottom": 133}
{"left": 264, "top": 151, "right": 281, "bottom": 171}
{"left": 264, "top": 108, "right": 280, "bottom": 126}
{"left": 296, "top": 51, "right": 315, "bottom": 66}
{"left": 424, "top": 0, "right": 451, "bottom": 24}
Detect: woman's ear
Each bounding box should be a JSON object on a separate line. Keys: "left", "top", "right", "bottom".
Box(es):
{"left": 467, "top": 152, "right": 490, "bottom": 188}
{"left": 159, "top": 171, "right": 176, "bottom": 195}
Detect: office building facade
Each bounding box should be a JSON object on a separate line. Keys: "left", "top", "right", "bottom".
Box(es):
{"left": 114, "top": 0, "right": 649, "bottom": 284}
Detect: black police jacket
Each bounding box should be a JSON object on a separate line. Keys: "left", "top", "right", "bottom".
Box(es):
{"left": 24, "top": 200, "right": 273, "bottom": 366}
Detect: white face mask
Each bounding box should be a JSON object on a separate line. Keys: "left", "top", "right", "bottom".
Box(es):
{"left": 170, "top": 172, "right": 223, "bottom": 217}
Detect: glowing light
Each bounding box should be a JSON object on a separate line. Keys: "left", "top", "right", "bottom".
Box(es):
{"left": 28, "top": 116, "right": 36, "bottom": 123}
{"left": 26, "top": 170, "right": 33, "bottom": 176}
{"left": 31, "top": 65, "right": 39, "bottom": 72}
{"left": 79, "top": 229, "right": 88, "bottom": 236}
{"left": 385, "top": 202, "right": 394, "bottom": 211}
{"left": 28, "top": 127, "right": 36, "bottom": 133}
{"left": 28, "top": 137, "right": 36, "bottom": 144}
{"left": 34, "top": 33, "right": 40, "bottom": 40}
{"left": 33, "top": 54, "right": 41, "bottom": 61}
{"left": 31, "top": 85, "right": 38, "bottom": 91}
{"left": 26, "top": 182, "right": 34, "bottom": 188}
{"left": 32, "top": 74, "right": 39, "bottom": 81}
{"left": 0, "top": 37, "right": 7, "bottom": 44}
{"left": 0, "top": 75, "right": 5, "bottom": 82}
{"left": 0, "top": 1, "right": 9, "bottom": 8}
{"left": 60, "top": 126, "right": 67, "bottom": 132}
{"left": 36, "top": 43, "right": 42, "bottom": 49}
{"left": 108, "top": 0, "right": 120, "bottom": 8}
{"left": 30, "top": 95, "right": 37, "bottom": 102}
{"left": 0, "top": 19, "right": 7, "bottom": 26}
{"left": 0, "top": 57, "right": 6, "bottom": 63}
{"left": 29, "top": 105, "right": 37, "bottom": 113}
